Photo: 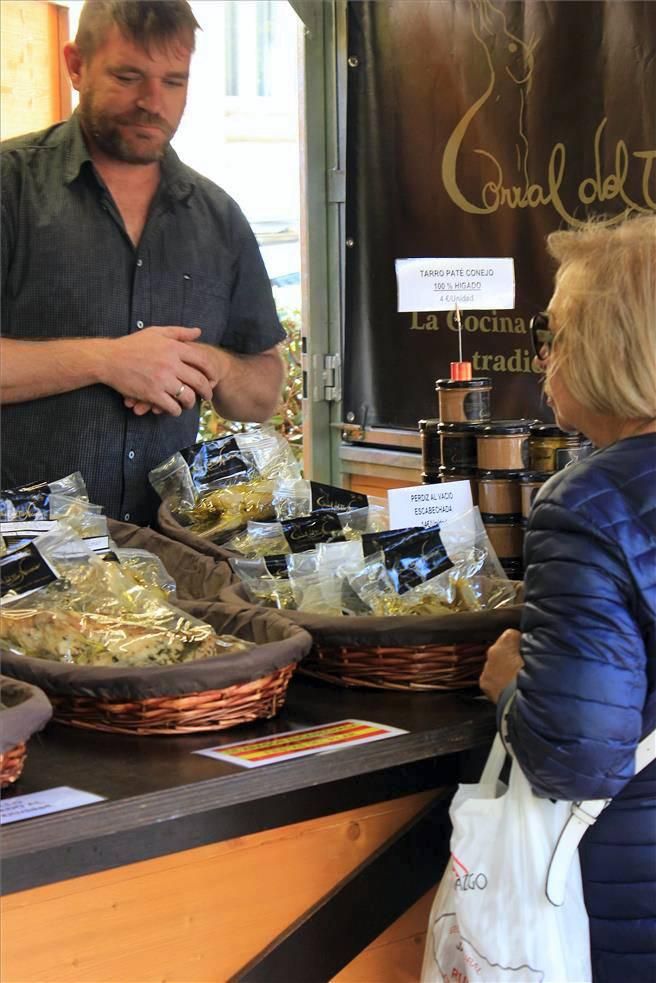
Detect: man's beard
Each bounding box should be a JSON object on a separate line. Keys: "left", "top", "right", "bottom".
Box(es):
{"left": 79, "top": 95, "right": 174, "bottom": 164}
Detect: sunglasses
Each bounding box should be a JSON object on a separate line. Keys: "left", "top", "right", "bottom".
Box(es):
{"left": 530, "top": 312, "right": 555, "bottom": 360}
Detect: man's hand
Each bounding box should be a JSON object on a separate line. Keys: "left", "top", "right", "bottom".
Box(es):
{"left": 479, "top": 629, "right": 524, "bottom": 704}
{"left": 102, "top": 326, "right": 219, "bottom": 416}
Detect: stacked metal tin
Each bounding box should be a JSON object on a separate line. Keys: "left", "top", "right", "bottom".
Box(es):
{"left": 418, "top": 375, "right": 593, "bottom": 580}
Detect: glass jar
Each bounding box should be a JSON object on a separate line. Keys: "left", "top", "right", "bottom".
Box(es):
{"left": 438, "top": 422, "right": 479, "bottom": 470}
{"left": 519, "top": 471, "right": 552, "bottom": 520}
{"left": 482, "top": 515, "right": 524, "bottom": 560}
{"left": 419, "top": 418, "right": 441, "bottom": 474}
{"left": 439, "top": 466, "right": 479, "bottom": 507}
{"left": 435, "top": 377, "right": 492, "bottom": 423}
{"left": 477, "top": 470, "right": 523, "bottom": 519}
{"left": 476, "top": 420, "right": 533, "bottom": 471}
{"left": 529, "top": 424, "right": 594, "bottom": 473}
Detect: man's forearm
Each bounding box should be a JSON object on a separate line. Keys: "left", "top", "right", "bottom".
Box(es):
{"left": 0, "top": 337, "right": 109, "bottom": 403}
{"left": 207, "top": 346, "right": 285, "bottom": 422}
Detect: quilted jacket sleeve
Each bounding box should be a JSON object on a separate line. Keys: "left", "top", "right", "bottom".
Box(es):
{"left": 507, "top": 497, "right": 648, "bottom": 801}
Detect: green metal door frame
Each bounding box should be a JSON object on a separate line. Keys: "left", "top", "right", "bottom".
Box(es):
{"left": 290, "top": 0, "right": 347, "bottom": 484}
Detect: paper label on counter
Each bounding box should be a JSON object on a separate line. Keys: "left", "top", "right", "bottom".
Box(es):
{"left": 0, "top": 786, "right": 105, "bottom": 825}
{"left": 395, "top": 257, "right": 515, "bottom": 312}
{"left": 194, "top": 719, "right": 407, "bottom": 769}
{"left": 387, "top": 481, "right": 473, "bottom": 530}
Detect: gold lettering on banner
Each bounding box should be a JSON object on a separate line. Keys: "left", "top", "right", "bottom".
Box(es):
{"left": 441, "top": 0, "right": 656, "bottom": 226}
{"left": 472, "top": 349, "right": 541, "bottom": 374}
{"left": 410, "top": 312, "right": 440, "bottom": 330}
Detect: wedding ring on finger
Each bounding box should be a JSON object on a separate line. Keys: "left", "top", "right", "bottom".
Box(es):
{"left": 174, "top": 384, "right": 186, "bottom": 400}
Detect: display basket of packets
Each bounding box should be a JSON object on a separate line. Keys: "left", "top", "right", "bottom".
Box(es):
{"left": 219, "top": 509, "right": 522, "bottom": 691}
{"left": 0, "top": 528, "right": 312, "bottom": 735}
{"left": 0, "top": 675, "right": 53, "bottom": 787}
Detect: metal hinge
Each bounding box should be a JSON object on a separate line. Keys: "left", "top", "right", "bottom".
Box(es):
{"left": 323, "top": 353, "right": 342, "bottom": 401}
{"left": 327, "top": 169, "right": 346, "bottom": 203}
{"left": 303, "top": 353, "right": 342, "bottom": 403}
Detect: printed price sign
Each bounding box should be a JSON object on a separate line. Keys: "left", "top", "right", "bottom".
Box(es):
{"left": 387, "top": 481, "right": 473, "bottom": 530}
{"left": 194, "top": 719, "right": 407, "bottom": 769}
{"left": 395, "top": 257, "right": 515, "bottom": 312}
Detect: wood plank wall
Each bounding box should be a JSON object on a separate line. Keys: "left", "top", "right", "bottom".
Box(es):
{"left": 1, "top": 0, "right": 71, "bottom": 140}
{"left": 2, "top": 790, "right": 439, "bottom": 983}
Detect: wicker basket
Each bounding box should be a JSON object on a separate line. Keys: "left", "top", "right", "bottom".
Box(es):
{"left": 0, "top": 742, "right": 27, "bottom": 788}
{"left": 1, "top": 603, "right": 311, "bottom": 736}
{"left": 218, "top": 582, "right": 522, "bottom": 691}
{"left": 0, "top": 676, "right": 53, "bottom": 787}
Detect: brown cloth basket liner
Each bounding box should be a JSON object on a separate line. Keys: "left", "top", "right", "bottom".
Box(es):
{"left": 156, "top": 502, "right": 239, "bottom": 563}
{"left": 108, "top": 518, "right": 236, "bottom": 601}
{"left": 0, "top": 675, "right": 53, "bottom": 752}
{"left": 0, "top": 602, "right": 312, "bottom": 703}
{"left": 218, "top": 582, "right": 522, "bottom": 650}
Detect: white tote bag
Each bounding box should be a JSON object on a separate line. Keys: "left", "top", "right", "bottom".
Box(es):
{"left": 421, "top": 736, "right": 592, "bottom": 983}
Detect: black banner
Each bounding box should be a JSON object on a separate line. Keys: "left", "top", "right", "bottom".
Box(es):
{"left": 344, "top": 0, "right": 656, "bottom": 430}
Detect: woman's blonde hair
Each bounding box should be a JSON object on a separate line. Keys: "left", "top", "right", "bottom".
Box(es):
{"left": 546, "top": 214, "right": 656, "bottom": 421}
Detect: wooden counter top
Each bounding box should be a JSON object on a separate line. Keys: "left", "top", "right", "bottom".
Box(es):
{"left": 1, "top": 676, "right": 495, "bottom": 895}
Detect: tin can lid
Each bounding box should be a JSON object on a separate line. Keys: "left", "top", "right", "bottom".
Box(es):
{"left": 438, "top": 466, "right": 478, "bottom": 476}
{"left": 477, "top": 419, "right": 534, "bottom": 436}
{"left": 477, "top": 469, "right": 527, "bottom": 480}
{"left": 437, "top": 421, "right": 481, "bottom": 433}
{"left": 529, "top": 422, "right": 588, "bottom": 438}
{"left": 480, "top": 512, "right": 524, "bottom": 524}
{"left": 435, "top": 377, "right": 491, "bottom": 390}
{"left": 518, "top": 471, "right": 553, "bottom": 482}
{"left": 500, "top": 558, "right": 524, "bottom": 577}
{"left": 482, "top": 513, "right": 524, "bottom": 525}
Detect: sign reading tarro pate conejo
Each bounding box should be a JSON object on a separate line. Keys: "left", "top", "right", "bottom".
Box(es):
{"left": 194, "top": 719, "right": 407, "bottom": 769}
{"left": 395, "top": 257, "right": 515, "bottom": 313}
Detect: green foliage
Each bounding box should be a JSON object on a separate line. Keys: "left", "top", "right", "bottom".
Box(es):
{"left": 197, "top": 305, "right": 303, "bottom": 458}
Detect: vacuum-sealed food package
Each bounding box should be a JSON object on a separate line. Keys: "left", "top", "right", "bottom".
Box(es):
{"left": 0, "top": 472, "right": 88, "bottom": 522}
{"left": 287, "top": 540, "right": 366, "bottom": 615}
{"left": 272, "top": 480, "right": 368, "bottom": 521}
{"left": 230, "top": 556, "right": 296, "bottom": 609}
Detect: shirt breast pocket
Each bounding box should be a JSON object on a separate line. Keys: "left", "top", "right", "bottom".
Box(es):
{"left": 182, "top": 273, "right": 230, "bottom": 343}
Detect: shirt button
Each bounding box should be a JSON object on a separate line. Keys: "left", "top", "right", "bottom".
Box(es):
{"left": 136, "top": 258, "right": 143, "bottom": 268}
{"left": 128, "top": 450, "right": 135, "bottom": 460}
{"left": 123, "top": 513, "right": 131, "bottom": 521}
{"left": 136, "top": 320, "right": 144, "bottom": 329}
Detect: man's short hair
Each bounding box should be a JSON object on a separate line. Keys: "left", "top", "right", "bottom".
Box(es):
{"left": 75, "top": 0, "right": 200, "bottom": 59}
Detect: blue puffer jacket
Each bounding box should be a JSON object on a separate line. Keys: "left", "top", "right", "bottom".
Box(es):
{"left": 504, "top": 433, "right": 656, "bottom": 983}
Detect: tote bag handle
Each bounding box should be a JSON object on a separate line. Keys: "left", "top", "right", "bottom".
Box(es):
{"left": 546, "top": 727, "right": 656, "bottom": 905}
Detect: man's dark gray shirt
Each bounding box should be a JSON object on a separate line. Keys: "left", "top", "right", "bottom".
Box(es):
{"left": 1, "top": 115, "right": 284, "bottom": 524}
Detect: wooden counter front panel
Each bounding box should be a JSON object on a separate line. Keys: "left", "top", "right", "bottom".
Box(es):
{"left": 332, "top": 888, "right": 436, "bottom": 983}
{"left": 2, "top": 789, "right": 439, "bottom": 983}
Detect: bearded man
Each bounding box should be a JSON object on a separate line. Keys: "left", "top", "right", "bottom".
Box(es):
{"left": 0, "top": 0, "right": 285, "bottom": 524}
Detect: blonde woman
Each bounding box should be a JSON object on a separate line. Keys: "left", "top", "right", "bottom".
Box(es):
{"left": 480, "top": 215, "right": 656, "bottom": 982}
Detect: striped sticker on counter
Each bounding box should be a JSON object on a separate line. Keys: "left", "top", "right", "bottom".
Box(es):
{"left": 194, "top": 719, "right": 408, "bottom": 768}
